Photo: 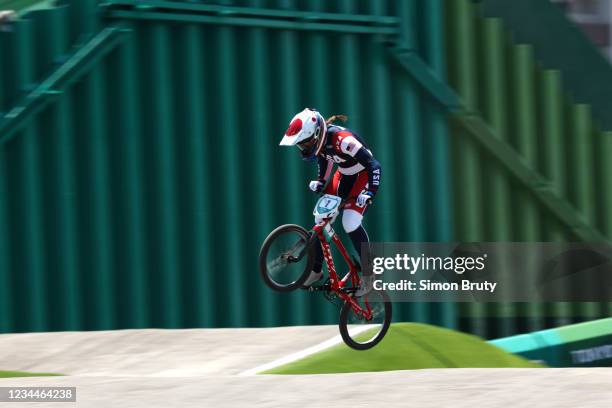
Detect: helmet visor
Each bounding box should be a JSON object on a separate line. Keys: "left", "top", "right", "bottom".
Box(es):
{"left": 297, "top": 137, "right": 317, "bottom": 154}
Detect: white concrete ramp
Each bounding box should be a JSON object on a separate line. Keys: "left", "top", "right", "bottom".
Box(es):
{"left": 0, "top": 326, "right": 340, "bottom": 376}
{"left": 0, "top": 327, "right": 611, "bottom": 407}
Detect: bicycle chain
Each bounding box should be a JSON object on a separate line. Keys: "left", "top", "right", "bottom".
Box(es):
{"left": 307, "top": 278, "right": 360, "bottom": 309}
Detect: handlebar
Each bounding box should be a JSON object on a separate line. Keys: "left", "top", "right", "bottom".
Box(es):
{"left": 317, "top": 193, "right": 372, "bottom": 208}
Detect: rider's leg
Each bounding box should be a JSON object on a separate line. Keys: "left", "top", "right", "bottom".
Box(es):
{"left": 312, "top": 242, "right": 323, "bottom": 273}
{"left": 302, "top": 171, "right": 342, "bottom": 287}
{"left": 342, "top": 209, "right": 369, "bottom": 265}
{"left": 340, "top": 171, "right": 371, "bottom": 267}
{"left": 342, "top": 206, "right": 374, "bottom": 297}
{"left": 302, "top": 242, "right": 324, "bottom": 287}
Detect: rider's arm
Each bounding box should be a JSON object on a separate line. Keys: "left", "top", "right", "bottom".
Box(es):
{"left": 338, "top": 136, "right": 381, "bottom": 197}
{"left": 317, "top": 156, "right": 333, "bottom": 183}
{"left": 354, "top": 148, "right": 381, "bottom": 196}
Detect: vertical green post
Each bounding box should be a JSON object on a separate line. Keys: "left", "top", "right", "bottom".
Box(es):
{"left": 538, "top": 69, "right": 567, "bottom": 241}
{"left": 0, "top": 23, "right": 12, "bottom": 333}
{"left": 87, "top": 64, "right": 115, "bottom": 330}
{"left": 113, "top": 27, "right": 149, "bottom": 328}
{"left": 211, "top": 27, "right": 248, "bottom": 326}
{"left": 48, "top": 7, "right": 81, "bottom": 330}
{"left": 0, "top": 152, "right": 11, "bottom": 333}
{"left": 509, "top": 44, "right": 543, "bottom": 331}
{"left": 246, "top": 14, "right": 279, "bottom": 327}
{"left": 568, "top": 105, "right": 596, "bottom": 225}
{"left": 181, "top": 24, "right": 216, "bottom": 327}
{"left": 538, "top": 69, "right": 572, "bottom": 327}
{"left": 367, "top": 0, "right": 396, "bottom": 243}
{"left": 598, "top": 131, "right": 612, "bottom": 317}
{"left": 14, "top": 20, "right": 47, "bottom": 332}
{"left": 392, "top": 0, "right": 428, "bottom": 324}
{"left": 598, "top": 131, "right": 612, "bottom": 238}
{"left": 150, "top": 24, "right": 182, "bottom": 328}
{"left": 447, "top": 0, "right": 487, "bottom": 337}
{"left": 54, "top": 90, "right": 82, "bottom": 330}
{"left": 423, "top": 0, "right": 456, "bottom": 329}
{"left": 0, "top": 32, "right": 3, "bottom": 111}
{"left": 480, "top": 18, "right": 511, "bottom": 240}
{"left": 479, "top": 17, "right": 514, "bottom": 337}
{"left": 567, "top": 104, "right": 599, "bottom": 321}
{"left": 509, "top": 45, "right": 539, "bottom": 239}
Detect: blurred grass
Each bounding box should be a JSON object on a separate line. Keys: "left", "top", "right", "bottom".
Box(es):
{"left": 0, "top": 371, "right": 62, "bottom": 378}
{"left": 263, "top": 323, "right": 544, "bottom": 374}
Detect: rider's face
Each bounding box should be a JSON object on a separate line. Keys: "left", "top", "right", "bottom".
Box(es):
{"left": 297, "top": 137, "right": 316, "bottom": 153}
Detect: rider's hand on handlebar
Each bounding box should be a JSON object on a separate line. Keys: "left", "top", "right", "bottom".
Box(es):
{"left": 356, "top": 191, "right": 373, "bottom": 208}
{"left": 309, "top": 180, "right": 325, "bottom": 193}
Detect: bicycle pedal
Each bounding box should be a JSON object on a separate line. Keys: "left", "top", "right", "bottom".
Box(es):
{"left": 307, "top": 278, "right": 330, "bottom": 291}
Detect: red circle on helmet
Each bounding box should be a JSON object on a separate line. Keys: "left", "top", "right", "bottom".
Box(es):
{"left": 285, "top": 118, "right": 303, "bottom": 137}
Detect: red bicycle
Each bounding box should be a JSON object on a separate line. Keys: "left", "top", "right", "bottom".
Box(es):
{"left": 259, "top": 194, "right": 392, "bottom": 350}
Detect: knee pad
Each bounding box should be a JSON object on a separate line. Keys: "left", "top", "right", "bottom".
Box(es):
{"left": 342, "top": 209, "right": 363, "bottom": 233}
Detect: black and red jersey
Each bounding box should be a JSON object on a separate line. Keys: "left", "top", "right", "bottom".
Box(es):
{"left": 316, "top": 125, "right": 381, "bottom": 196}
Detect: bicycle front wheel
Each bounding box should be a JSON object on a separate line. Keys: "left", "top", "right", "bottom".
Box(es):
{"left": 338, "top": 290, "right": 392, "bottom": 350}
{"left": 259, "top": 224, "right": 315, "bottom": 292}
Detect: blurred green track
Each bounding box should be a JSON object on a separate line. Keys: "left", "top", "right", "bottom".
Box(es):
{"left": 0, "top": 371, "right": 61, "bottom": 378}
{"left": 263, "top": 323, "right": 543, "bottom": 374}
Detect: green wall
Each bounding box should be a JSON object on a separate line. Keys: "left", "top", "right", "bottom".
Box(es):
{"left": 0, "top": 0, "right": 455, "bottom": 332}
{"left": 478, "top": 0, "right": 612, "bottom": 132}
{"left": 445, "top": 0, "right": 612, "bottom": 338}
{"left": 1, "top": 0, "right": 609, "bottom": 337}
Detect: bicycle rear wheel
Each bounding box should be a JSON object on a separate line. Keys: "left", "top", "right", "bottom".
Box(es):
{"left": 338, "top": 290, "right": 392, "bottom": 350}
{"left": 259, "top": 224, "right": 315, "bottom": 292}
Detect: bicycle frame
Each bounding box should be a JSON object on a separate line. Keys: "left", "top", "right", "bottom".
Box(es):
{"left": 311, "top": 218, "right": 373, "bottom": 321}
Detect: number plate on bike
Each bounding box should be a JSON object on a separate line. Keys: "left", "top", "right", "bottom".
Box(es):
{"left": 313, "top": 194, "right": 341, "bottom": 218}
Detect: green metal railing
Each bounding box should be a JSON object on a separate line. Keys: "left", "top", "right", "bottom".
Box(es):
{"left": 102, "top": 0, "right": 399, "bottom": 34}
{"left": 0, "top": 25, "right": 129, "bottom": 143}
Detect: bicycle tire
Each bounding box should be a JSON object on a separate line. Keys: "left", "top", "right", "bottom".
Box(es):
{"left": 259, "top": 224, "right": 315, "bottom": 292}
{"left": 338, "top": 290, "right": 392, "bottom": 350}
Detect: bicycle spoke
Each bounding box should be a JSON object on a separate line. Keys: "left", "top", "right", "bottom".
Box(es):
{"left": 287, "top": 238, "right": 306, "bottom": 256}
{"left": 339, "top": 290, "right": 391, "bottom": 349}
{"left": 267, "top": 256, "right": 288, "bottom": 273}
{"left": 261, "top": 226, "right": 313, "bottom": 289}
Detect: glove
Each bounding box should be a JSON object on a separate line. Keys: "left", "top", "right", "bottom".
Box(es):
{"left": 356, "top": 191, "right": 373, "bottom": 208}
{"left": 309, "top": 180, "right": 325, "bottom": 193}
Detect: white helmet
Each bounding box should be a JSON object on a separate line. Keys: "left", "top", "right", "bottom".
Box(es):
{"left": 279, "top": 108, "right": 327, "bottom": 161}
